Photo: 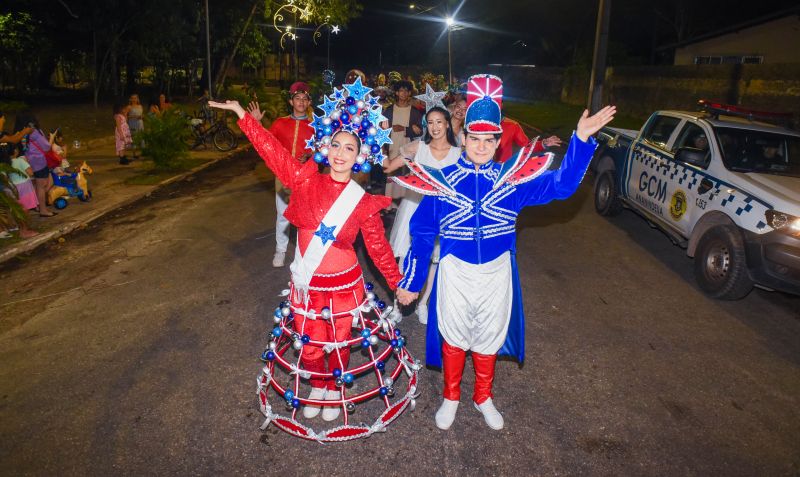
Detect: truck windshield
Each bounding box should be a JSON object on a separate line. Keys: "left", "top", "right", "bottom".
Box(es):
{"left": 715, "top": 127, "right": 800, "bottom": 178}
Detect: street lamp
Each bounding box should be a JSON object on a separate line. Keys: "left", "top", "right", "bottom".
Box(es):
{"left": 445, "top": 17, "right": 455, "bottom": 85}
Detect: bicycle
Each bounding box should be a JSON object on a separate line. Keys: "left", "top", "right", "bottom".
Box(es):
{"left": 186, "top": 108, "right": 238, "bottom": 152}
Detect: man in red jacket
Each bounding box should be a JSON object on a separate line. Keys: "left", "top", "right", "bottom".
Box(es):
{"left": 259, "top": 81, "right": 313, "bottom": 267}
{"left": 495, "top": 117, "right": 562, "bottom": 163}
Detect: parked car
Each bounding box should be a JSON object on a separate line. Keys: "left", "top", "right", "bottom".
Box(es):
{"left": 591, "top": 101, "right": 800, "bottom": 299}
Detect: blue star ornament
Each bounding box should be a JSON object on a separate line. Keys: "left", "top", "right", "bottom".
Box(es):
{"left": 368, "top": 96, "right": 380, "bottom": 107}
{"left": 415, "top": 83, "right": 446, "bottom": 112}
{"left": 368, "top": 107, "right": 388, "bottom": 126}
{"left": 344, "top": 77, "right": 373, "bottom": 102}
{"left": 304, "top": 137, "right": 316, "bottom": 151}
{"left": 332, "top": 87, "right": 345, "bottom": 100}
{"left": 318, "top": 96, "right": 340, "bottom": 117}
{"left": 372, "top": 151, "right": 387, "bottom": 166}
{"left": 311, "top": 113, "right": 325, "bottom": 131}
{"left": 314, "top": 222, "right": 337, "bottom": 245}
{"left": 374, "top": 127, "right": 393, "bottom": 148}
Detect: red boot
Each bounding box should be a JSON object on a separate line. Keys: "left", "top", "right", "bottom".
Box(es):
{"left": 442, "top": 341, "right": 467, "bottom": 400}
{"left": 436, "top": 341, "right": 467, "bottom": 430}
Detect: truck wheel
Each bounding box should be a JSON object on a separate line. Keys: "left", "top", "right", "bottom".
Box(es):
{"left": 694, "top": 225, "right": 753, "bottom": 300}
{"left": 594, "top": 170, "right": 622, "bottom": 216}
{"left": 54, "top": 197, "right": 68, "bottom": 210}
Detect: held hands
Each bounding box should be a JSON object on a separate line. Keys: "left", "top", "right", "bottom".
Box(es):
{"left": 247, "top": 101, "right": 264, "bottom": 122}
{"left": 542, "top": 135, "right": 562, "bottom": 148}
{"left": 411, "top": 125, "right": 422, "bottom": 136}
{"left": 396, "top": 288, "right": 418, "bottom": 306}
{"left": 208, "top": 100, "right": 247, "bottom": 120}
{"left": 576, "top": 105, "right": 616, "bottom": 142}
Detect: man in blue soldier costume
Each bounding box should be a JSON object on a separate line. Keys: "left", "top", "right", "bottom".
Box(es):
{"left": 395, "top": 74, "right": 615, "bottom": 430}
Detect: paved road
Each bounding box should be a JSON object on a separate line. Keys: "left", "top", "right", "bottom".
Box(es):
{"left": 1, "top": 151, "right": 798, "bottom": 476}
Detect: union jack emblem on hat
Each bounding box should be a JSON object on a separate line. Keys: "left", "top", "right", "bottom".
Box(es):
{"left": 465, "top": 74, "right": 503, "bottom": 134}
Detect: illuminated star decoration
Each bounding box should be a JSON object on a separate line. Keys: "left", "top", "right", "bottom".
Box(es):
{"left": 304, "top": 137, "right": 316, "bottom": 151}
{"left": 331, "top": 87, "right": 345, "bottom": 100}
{"left": 415, "top": 83, "right": 447, "bottom": 112}
{"left": 344, "top": 77, "right": 373, "bottom": 101}
{"left": 314, "top": 222, "right": 337, "bottom": 245}
{"left": 331, "top": 25, "right": 340, "bottom": 34}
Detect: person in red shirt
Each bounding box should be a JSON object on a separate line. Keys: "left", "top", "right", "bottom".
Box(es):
{"left": 251, "top": 81, "right": 314, "bottom": 267}
{"left": 495, "top": 117, "right": 562, "bottom": 163}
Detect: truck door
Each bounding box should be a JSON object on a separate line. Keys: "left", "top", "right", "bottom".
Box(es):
{"left": 668, "top": 121, "right": 713, "bottom": 235}
{"left": 627, "top": 114, "right": 682, "bottom": 221}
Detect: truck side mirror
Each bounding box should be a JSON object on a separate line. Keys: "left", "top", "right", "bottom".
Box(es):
{"left": 675, "top": 147, "right": 708, "bottom": 167}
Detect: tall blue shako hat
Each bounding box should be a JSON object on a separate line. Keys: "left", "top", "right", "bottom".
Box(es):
{"left": 464, "top": 74, "right": 504, "bottom": 134}
{"left": 304, "top": 77, "right": 393, "bottom": 174}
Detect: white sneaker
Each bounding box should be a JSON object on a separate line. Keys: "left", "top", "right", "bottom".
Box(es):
{"left": 416, "top": 303, "right": 428, "bottom": 325}
{"left": 302, "top": 387, "right": 327, "bottom": 419}
{"left": 434, "top": 398, "right": 459, "bottom": 430}
{"left": 272, "top": 251, "right": 286, "bottom": 267}
{"left": 474, "top": 398, "right": 504, "bottom": 430}
{"left": 322, "top": 391, "right": 341, "bottom": 421}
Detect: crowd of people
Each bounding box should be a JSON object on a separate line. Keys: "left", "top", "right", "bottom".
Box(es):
{"left": 0, "top": 90, "right": 176, "bottom": 239}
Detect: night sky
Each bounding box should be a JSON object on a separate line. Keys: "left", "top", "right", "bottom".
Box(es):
{"left": 306, "top": 0, "right": 799, "bottom": 73}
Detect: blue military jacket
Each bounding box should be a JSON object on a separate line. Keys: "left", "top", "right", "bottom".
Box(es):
{"left": 397, "top": 134, "right": 597, "bottom": 367}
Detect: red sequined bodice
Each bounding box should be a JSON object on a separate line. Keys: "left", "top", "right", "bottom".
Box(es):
{"left": 238, "top": 115, "right": 402, "bottom": 289}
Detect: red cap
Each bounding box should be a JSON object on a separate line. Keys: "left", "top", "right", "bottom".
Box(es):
{"left": 289, "top": 81, "right": 310, "bottom": 97}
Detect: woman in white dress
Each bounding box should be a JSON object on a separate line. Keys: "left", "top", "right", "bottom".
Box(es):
{"left": 384, "top": 106, "right": 461, "bottom": 323}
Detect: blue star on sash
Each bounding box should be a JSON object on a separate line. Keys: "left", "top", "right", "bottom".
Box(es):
{"left": 314, "top": 222, "right": 337, "bottom": 245}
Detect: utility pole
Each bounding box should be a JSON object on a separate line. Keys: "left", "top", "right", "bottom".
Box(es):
{"left": 587, "top": 0, "right": 611, "bottom": 113}
{"left": 205, "top": 0, "right": 213, "bottom": 98}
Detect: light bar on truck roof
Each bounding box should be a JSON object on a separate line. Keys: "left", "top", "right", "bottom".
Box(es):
{"left": 697, "top": 99, "right": 793, "bottom": 123}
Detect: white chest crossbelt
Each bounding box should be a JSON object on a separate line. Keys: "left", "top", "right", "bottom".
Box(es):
{"left": 289, "top": 179, "right": 365, "bottom": 302}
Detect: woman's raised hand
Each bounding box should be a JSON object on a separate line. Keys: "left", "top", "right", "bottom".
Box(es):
{"left": 576, "top": 105, "right": 616, "bottom": 142}
{"left": 208, "top": 100, "right": 247, "bottom": 120}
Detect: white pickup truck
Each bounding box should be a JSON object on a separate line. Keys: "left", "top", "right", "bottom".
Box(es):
{"left": 592, "top": 102, "right": 800, "bottom": 299}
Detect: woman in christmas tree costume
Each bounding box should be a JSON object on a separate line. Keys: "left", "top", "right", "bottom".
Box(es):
{"left": 210, "top": 79, "right": 419, "bottom": 441}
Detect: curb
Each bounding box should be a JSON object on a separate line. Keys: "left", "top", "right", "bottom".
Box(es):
{"left": 0, "top": 144, "right": 253, "bottom": 266}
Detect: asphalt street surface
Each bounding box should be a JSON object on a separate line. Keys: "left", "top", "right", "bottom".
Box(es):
{"left": 1, "top": 150, "right": 798, "bottom": 476}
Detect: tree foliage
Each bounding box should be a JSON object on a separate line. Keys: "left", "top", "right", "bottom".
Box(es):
{"left": 0, "top": 0, "right": 362, "bottom": 100}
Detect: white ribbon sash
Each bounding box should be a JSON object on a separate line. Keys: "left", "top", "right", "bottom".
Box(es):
{"left": 290, "top": 180, "right": 365, "bottom": 302}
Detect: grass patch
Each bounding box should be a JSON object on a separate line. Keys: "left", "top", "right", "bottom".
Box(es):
{"left": 505, "top": 100, "right": 644, "bottom": 138}
{"left": 123, "top": 158, "right": 209, "bottom": 185}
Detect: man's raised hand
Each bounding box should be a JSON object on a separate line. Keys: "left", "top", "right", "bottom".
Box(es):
{"left": 576, "top": 105, "right": 616, "bottom": 142}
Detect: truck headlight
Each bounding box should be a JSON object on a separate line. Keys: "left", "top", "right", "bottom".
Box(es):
{"left": 765, "top": 210, "right": 800, "bottom": 236}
